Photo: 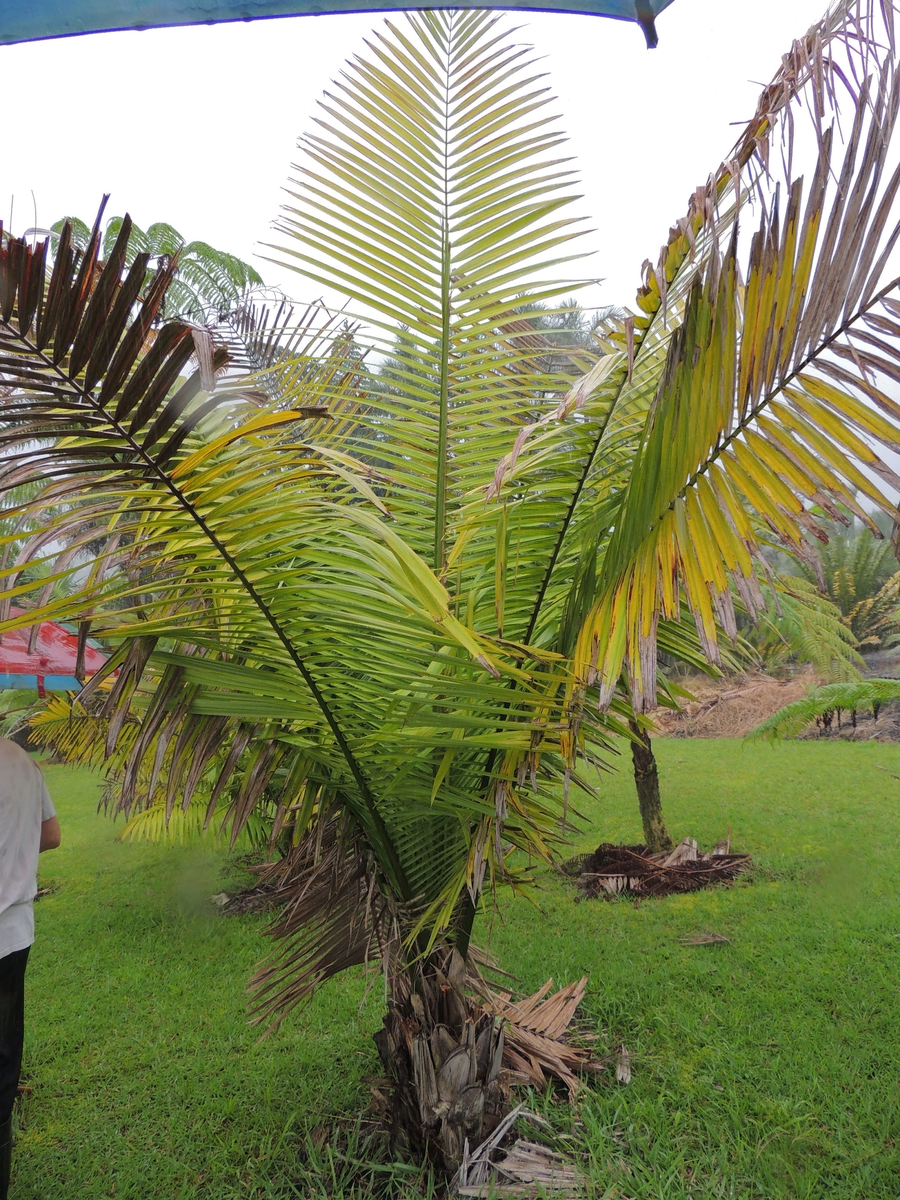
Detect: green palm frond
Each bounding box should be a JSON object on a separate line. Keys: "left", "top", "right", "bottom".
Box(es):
{"left": 844, "top": 571, "right": 900, "bottom": 649}
{"left": 0, "top": 688, "right": 40, "bottom": 739}
{"left": 117, "top": 798, "right": 273, "bottom": 847}
{"left": 817, "top": 531, "right": 897, "bottom": 617}
{"left": 749, "top": 679, "right": 900, "bottom": 741}
{"left": 268, "top": 9, "right": 593, "bottom": 573}
{"left": 29, "top": 693, "right": 136, "bottom": 769}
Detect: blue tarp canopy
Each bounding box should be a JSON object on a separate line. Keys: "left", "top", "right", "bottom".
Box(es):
{"left": 0, "top": 0, "right": 675, "bottom": 47}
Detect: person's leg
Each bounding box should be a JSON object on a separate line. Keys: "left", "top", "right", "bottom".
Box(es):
{"left": 0, "top": 1117, "right": 8, "bottom": 1200}
{"left": 0, "top": 947, "right": 30, "bottom": 1200}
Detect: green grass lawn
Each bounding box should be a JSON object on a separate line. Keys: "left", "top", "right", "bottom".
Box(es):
{"left": 13, "top": 739, "right": 900, "bottom": 1198}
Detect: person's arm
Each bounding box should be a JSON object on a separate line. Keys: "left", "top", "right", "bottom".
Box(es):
{"left": 40, "top": 815, "right": 60, "bottom": 852}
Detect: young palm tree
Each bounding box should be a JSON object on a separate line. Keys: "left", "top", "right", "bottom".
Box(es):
{"left": 3, "top": 0, "right": 900, "bottom": 1173}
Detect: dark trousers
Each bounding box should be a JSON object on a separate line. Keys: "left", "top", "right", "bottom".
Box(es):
{"left": 0, "top": 948, "right": 29, "bottom": 1125}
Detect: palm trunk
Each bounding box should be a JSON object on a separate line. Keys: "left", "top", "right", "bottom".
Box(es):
{"left": 373, "top": 945, "right": 506, "bottom": 1175}
{"left": 628, "top": 719, "right": 673, "bottom": 853}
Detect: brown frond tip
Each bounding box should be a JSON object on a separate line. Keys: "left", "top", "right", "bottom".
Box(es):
{"left": 248, "top": 815, "right": 397, "bottom": 1030}
{"left": 637, "top": 0, "right": 894, "bottom": 323}
{"left": 0, "top": 207, "right": 235, "bottom": 488}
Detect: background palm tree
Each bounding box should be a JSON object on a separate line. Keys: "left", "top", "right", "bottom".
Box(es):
{"left": 3, "top": 0, "right": 900, "bottom": 1175}
{"left": 798, "top": 518, "right": 900, "bottom": 651}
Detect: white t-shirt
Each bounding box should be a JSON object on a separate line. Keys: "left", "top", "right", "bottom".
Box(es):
{"left": 0, "top": 739, "right": 55, "bottom": 959}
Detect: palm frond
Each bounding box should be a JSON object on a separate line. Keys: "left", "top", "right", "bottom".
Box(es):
{"left": 28, "top": 693, "right": 268, "bottom": 847}
{"left": 563, "top": 1, "right": 900, "bottom": 710}
{"left": 248, "top": 814, "right": 398, "bottom": 1027}
{"left": 117, "top": 797, "right": 272, "bottom": 847}
{"left": 268, "top": 9, "right": 592, "bottom": 573}
{"left": 844, "top": 571, "right": 900, "bottom": 648}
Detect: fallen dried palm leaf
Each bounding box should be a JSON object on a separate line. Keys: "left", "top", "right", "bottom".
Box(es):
{"left": 472, "top": 975, "right": 604, "bottom": 1099}
{"left": 678, "top": 931, "right": 732, "bottom": 945}
{"left": 457, "top": 1141, "right": 586, "bottom": 1197}
{"left": 574, "top": 838, "right": 751, "bottom": 900}
{"left": 453, "top": 1103, "right": 586, "bottom": 1198}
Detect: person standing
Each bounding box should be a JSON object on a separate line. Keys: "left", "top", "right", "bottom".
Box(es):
{"left": 0, "top": 739, "right": 59, "bottom": 1198}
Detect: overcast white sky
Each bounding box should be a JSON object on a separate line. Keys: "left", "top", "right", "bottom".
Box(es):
{"left": 2, "top": 0, "right": 828, "bottom": 310}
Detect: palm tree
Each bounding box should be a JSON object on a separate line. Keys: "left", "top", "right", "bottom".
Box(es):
{"left": 2, "top": 0, "right": 900, "bottom": 1174}
{"left": 798, "top": 519, "right": 900, "bottom": 651}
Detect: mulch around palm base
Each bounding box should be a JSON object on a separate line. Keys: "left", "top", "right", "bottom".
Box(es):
{"left": 565, "top": 837, "right": 751, "bottom": 899}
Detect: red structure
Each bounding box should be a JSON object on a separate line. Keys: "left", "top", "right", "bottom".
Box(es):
{"left": 0, "top": 610, "right": 108, "bottom": 696}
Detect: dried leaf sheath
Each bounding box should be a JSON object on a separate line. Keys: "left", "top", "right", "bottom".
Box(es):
{"left": 248, "top": 816, "right": 397, "bottom": 1026}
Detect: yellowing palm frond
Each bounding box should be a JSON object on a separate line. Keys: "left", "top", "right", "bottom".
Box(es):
{"left": 554, "top": 1, "right": 900, "bottom": 711}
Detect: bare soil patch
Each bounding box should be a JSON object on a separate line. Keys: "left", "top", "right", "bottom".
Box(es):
{"left": 651, "top": 672, "right": 818, "bottom": 739}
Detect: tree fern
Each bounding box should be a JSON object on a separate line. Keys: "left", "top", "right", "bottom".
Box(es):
{"left": 749, "top": 679, "right": 900, "bottom": 741}
{"left": 744, "top": 575, "right": 864, "bottom": 680}
{"left": 47, "top": 212, "right": 263, "bottom": 320}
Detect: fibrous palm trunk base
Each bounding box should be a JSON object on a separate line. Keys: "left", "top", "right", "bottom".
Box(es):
{"left": 374, "top": 946, "right": 507, "bottom": 1175}
{"left": 374, "top": 947, "right": 599, "bottom": 1195}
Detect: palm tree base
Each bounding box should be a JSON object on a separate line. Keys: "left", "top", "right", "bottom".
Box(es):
{"left": 374, "top": 947, "right": 602, "bottom": 1187}
{"left": 570, "top": 838, "right": 750, "bottom": 899}
{"left": 373, "top": 947, "right": 508, "bottom": 1175}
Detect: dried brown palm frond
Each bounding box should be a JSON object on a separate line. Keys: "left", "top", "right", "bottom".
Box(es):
{"left": 472, "top": 975, "right": 601, "bottom": 1100}
{"left": 575, "top": 839, "right": 751, "bottom": 899}
{"left": 0, "top": 206, "right": 230, "bottom": 500}
{"left": 249, "top": 814, "right": 399, "bottom": 1028}
{"left": 454, "top": 1102, "right": 587, "bottom": 1198}
{"left": 213, "top": 292, "right": 359, "bottom": 419}
{"left": 374, "top": 1092, "right": 587, "bottom": 1198}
